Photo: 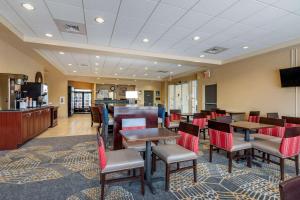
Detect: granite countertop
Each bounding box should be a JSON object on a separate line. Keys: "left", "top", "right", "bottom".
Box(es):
{"left": 0, "top": 105, "right": 53, "bottom": 112}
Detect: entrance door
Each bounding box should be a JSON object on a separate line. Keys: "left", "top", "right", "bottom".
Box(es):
{"left": 205, "top": 84, "right": 217, "bottom": 110}
{"left": 144, "top": 90, "right": 154, "bottom": 106}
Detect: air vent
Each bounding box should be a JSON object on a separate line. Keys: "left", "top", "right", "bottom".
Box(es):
{"left": 204, "top": 46, "right": 228, "bottom": 54}
{"left": 54, "top": 19, "right": 86, "bottom": 35}
{"left": 157, "top": 70, "right": 169, "bottom": 73}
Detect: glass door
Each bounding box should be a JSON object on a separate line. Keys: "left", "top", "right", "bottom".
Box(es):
{"left": 83, "top": 92, "right": 92, "bottom": 112}
{"left": 74, "top": 92, "right": 83, "bottom": 112}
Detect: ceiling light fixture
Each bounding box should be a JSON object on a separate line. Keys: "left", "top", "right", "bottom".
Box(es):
{"left": 154, "top": 61, "right": 158, "bottom": 64}
{"left": 59, "top": 51, "right": 64, "bottom": 55}
{"left": 145, "top": 67, "right": 148, "bottom": 70}
{"left": 243, "top": 46, "right": 249, "bottom": 49}
{"left": 170, "top": 72, "right": 174, "bottom": 74}
{"left": 97, "top": 77, "right": 100, "bottom": 80}
{"left": 68, "top": 63, "right": 72, "bottom": 66}
{"left": 95, "top": 17, "right": 104, "bottom": 24}
{"left": 45, "top": 33, "right": 53, "bottom": 38}
{"left": 199, "top": 54, "right": 205, "bottom": 58}
{"left": 133, "top": 74, "right": 136, "bottom": 77}
{"left": 193, "top": 36, "right": 200, "bottom": 41}
{"left": 96, "top": 55, "right": 100, "bottom": 59}
{"left": 142, "top": 38, "right": 149, "bottom": 43}
{"left": 134, "top": 80, "right": 137, "bottom": 82}
{"left": 95, "top": 62, "right": 99, "bottom": 66}
{"left": 114, "top": 73, "right": 118, "bottom": 76}
{"left": 73, "top": 70, "right": 77, "bottom": 73}
{"left": 119, "top": 67, "right": 123, "bottom": 70}
{"left": 22, "top": 3, "right": 34, "bottom": 10}
{"left": 177, "top": 64, "right": 182, "bottom": 67}
{"left": 144, "top": 73, "right": 148, "bottom": 76}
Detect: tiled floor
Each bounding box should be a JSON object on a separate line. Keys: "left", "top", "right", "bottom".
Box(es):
{"left": 38, "top": 114, "right": 98, "bottom": 138}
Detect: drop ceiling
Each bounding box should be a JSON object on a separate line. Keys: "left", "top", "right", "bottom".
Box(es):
{"left": 1, "top": 0, "right": 300, "bottom": 80}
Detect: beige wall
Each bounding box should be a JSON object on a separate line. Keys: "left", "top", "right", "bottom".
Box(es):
{"left": 200, "top": 45, "right": 300, "bottom": 117}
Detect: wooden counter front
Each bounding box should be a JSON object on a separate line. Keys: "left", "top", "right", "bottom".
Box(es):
{"left": 0, "top": 107, "right": 51, "bottom": 150}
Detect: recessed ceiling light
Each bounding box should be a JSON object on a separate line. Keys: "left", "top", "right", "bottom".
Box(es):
{"left": 95, "top": 17, "right": 104, "bottom": 24}
{"left": 177, "top": 64, "right": 182, "bottom": 67}
{"left": 95, "top": 62, "right": 99, "bottom": 66}
{"left": 154, "top": 61, "right": 158, "bottom": 64}
{"left": 142, "top": 38, "right": 149, "bottom": 43}
{"left": 145, "top": 67, "right": 148, "bottom": 70}
{"left": 73, "top": 70, "right": 77, "bottom": 73}
{"left": 96, "top": 55, "right": 100, "bottom": 59}
{"left": 97, "top": 77, "right": 100, "bottom": 80}
{"left": 144, "top": 73, "right": 148, "bottom": 76}
{"left": 68, "top": 63, "right": 72, "bottom": 66}
{"left": 22, "top": 3, "right": 34, "bottom": 10}
{"left": 45, "top": 33, "right": 53, "bottom": 38}
{"left": 114, "top": 73, "right": 118, "bottom": 76}
{"left": 134, "top": 80, "right": 137, "bottom": 82}
{"left": 158, "top": 76, "right": 161, "bottom": 78}
{"left": 59, "top": 51, "right": 64, "bottom": 55}
{"left": 170, "top": 72, "right": 174, "bottom": 74}
{"left": 119, "top": 67, "right": 123, "bottom": 70}
{"left": 193, "top": 36, "right": 200, "bottom": 41}
{"left": 199, "top": 54, "right": 205, "bottom": 58}
{"left": 95, "top": 67, "right": 98, "bottom": 70}
{"left": 243, "top": 46, "right": 249, "bottom": 49}
{"left": 117, "top": 78, "right": 119, "bottom": 80}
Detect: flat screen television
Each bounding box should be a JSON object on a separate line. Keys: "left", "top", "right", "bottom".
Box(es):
{"left": 279, "top": 66, "right": 300, "bottom": 87}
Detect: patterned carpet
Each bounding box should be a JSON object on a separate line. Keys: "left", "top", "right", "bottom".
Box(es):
{"left": 0, "top": 135, "right": 298, "bottom": 200}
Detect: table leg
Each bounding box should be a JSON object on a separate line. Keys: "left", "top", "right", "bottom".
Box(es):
{"left": 186, "top": 116, "right": 190, "bottom": 123}
{"left": 244, "top": 129, "right": 250, "bottom": 142}
{"left": 145, "top": 141, "right": 156, "bottom": 194}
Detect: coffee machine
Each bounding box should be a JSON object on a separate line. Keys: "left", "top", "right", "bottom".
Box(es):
{"left": 21, "top": 82, "right": 48, "bottom": 107}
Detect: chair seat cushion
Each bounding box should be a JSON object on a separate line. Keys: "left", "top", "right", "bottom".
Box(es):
{"left": 169, "top": 121, "right": 179, "bottom": 128}
{"left": 153, "top": 144, "right": 197, "bottom": 164}
{"left": 231, "top": 137, "right": 252, "bottom": 152}
{"left": 123, "top": 141, "right": 156, "bottom": 152}
{"left": 252, "top": 134, "right": 281, "bottom": 143}
{"left": 251, "top": 138, "right": 283, "bottom": 158}
{"left": 102, "top": 149, "right": 144, "bottom": 173}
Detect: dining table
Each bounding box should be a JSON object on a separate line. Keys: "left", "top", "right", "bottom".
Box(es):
{"left": 226, "top": 111, "right": 246, "bottom": 122}
{"left": 120, "top": 128, "right": 180, "bottom": 194}
{"left": 230, "top": 121, "right": 275, "bottom": 141}
{"left": 180, "top": 113, "right": 194, "bottom": 123}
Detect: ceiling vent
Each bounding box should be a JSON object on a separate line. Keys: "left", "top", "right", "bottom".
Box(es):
{"left": 54, "top": 19, "right": 86, "bottom": 35}
{"left": 157, "top": 70, "right": 169, "bottom": 73}
{"left": 204, "top": 46, "right": 228, "bottom": 54}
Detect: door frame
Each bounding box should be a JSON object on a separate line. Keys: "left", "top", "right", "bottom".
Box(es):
{"left": 202, "top": 83, "right": 217, "bottom": 110}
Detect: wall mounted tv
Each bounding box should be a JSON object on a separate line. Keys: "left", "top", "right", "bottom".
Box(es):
{"left": 280, "top": 66, "right": 300, "bottom": 87}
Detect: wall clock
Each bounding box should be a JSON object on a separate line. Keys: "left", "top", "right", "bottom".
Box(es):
{"left": 110, "top": 86, "right": 115, "bottom": 91}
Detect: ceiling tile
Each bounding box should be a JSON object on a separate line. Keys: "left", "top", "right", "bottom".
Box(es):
{"left": 118, "top": 0, "right": 157, "bottom": 20}
{"left": 83, "top": 0, "right": 120, "bottom": 12}
{"left": 193, "top": 0, "right": 239, "bottom": 16}
{"left": 47, "top": 0, "right": 83, "bottom": 7}
{"left": 175, "top": 11, "right": 213, "bottom": 29}
{"left": 196, "top": 17, "right": 235, "bottom": 35}
{"left": 218, "top": 0, "right": 266, "bottom": 22}
{"left": 161, "top": 0, "right": 198, "bottom": 9}
{"left": 274, "top": 0, "right": 300, "bottom": 12}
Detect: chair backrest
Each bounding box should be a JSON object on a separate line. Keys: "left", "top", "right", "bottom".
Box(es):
{"left": 267, "top": 112, "right": 279, "bottom": 119}
{"left": 201, "top": 110, "right": 212, "bottom": 120}
{"left": 170, "top": 109, "right": 181, "bottom": 121}
{"left": 122, "top": 118, "right": 146, "bottom": 130}
{"left": 279, "top": 127, "right": 300, "bottom": 157}
{"left": 208, "top": 120, "right": 233, "bottom": 151}
{"left": 216, "top": 109, "right": 226, "bottom": 117}
{"left": 248, "top": 111, "right": 260, "bottom": 123}
{"left": 282, "top": 116, "right": 300, "bottom": 128}
{"left": 91, "top": 106, "right": 101, "bottom": 123}
{"left": 215, "top": 116, "right": 232, "bottom": 124}
{"left": 192, "top": 113, "right": 207, "bottom": 129}
{"left": 97, "top": 136, "right": 107, "bottom": 171}
{"left": 279, "top": 176, "right": 300, "bottom": 200}
{"left": 177, "top": 122, "right": 199, "bottom": 153}
{"left": 259, "top": 117, "right": 286, "bottom": 137}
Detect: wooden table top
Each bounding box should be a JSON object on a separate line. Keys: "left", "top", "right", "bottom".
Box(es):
{"left": 226, "top": 111, "right": 246, "bottom": 114}
{"left": 120, "top": 128, "right": 180, "bottom": 142}
{"left": 180, "top": 113, "right": 194, "bottom": 116}
{"left": 230, "top": 121, "right": 275, "bottom": 130}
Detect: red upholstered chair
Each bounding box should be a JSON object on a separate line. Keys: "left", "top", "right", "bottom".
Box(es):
{"left": 192, "top": 113, "right": 207, "bottom": 139}
{"left": 251, "top": 127, "right": 300, "bottom": 180}
{"left": 257, "top": 117, "right": 286, "bottom": 138}
{"left": 248, "top": 111, "right": 260, "bottom": 123}
{"left": 90, "top": 106, "right": 102, "bottom": 128}
{"left": 282, "top": 116, "right": 300, "bottom": 128}
{"left": 152, "top": 122, "right": 199, "bottom": 191}
{"left": 165, "top": 112, "right": 179, "bottom": 131}
{"left": 216, "top": 109, "right": 226, "bottom": 118}
{"left": 121, "top": 118, "right": 152, "bottom": 152}
{"left": 97, "top": 134, "right": 145, "bottom": 200}
{"left": 170, "top": 109, "right": 181, "bottom": 121}
{"left": 267, "top": 112, "right": 279, "bottom": 119}
{"left": 208, "top": 120, "right": 252, "bottom": 173}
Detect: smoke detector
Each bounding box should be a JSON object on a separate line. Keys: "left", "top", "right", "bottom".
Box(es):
{"left": 54, "top": 19, "right": 86, "bottom": 35}
{"left": 204, "top": 46, "right": 228, "bottom": 54}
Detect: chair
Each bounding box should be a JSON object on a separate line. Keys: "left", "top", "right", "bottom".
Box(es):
{"left": 152, "top": 122, "right": 199, "bottom": 191}
{"left": 170, "top": 109, "right": 181, "bottom": 121}
{"left": 251, "top": 127, "right": 300, "bottom": 180}
{"left": 165, "top": 112, "right": 179, "bottom": 131}
{"left": 97, "top": 134, "right": 145, "bottom": 200}
{"left": 121, "top": 118, "right": 150, "bottom": 152}
{"left": 216, "top": 109, "right": 226, "bottom": 118}
{"left": 282, "top": 116, "right": 300, "bottom": 128}
{"left": 208, "top": 120, "right": 252, "bottom": 173}
{"left": 279, "top": 176, "right": 300, "bottom": 200}
{"left": 201, "top": 110, "right": 212, "bottom": 120}
{"left": 215, "top": 116, "right": 232, "bottom": 124}
{"left": 267, "top": 112, "right": 279, "bottom": 119}
{"left": 192, "top": 113, "right": 207, "bottom": 139}
{"left": 248, "top": 111, "right": 260, "bottom": 123}
{"left": 90, "top": 106, "right": 102, "bottom": 128}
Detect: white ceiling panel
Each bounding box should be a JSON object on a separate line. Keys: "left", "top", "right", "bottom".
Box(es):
{"left": 83, "top": 0, "right": 120, "bottom": 11}
{"left": 218, "top": 0, "right": 266, "bottom": 22}
{"left": 61, "top": 32, "right": 87, "bottom": 43}
{"left": 47, "top": 0, "right": 83, "bottom": 7}
{"left": 175, "top": 11, "right": 213, "bottom": 29}
{"left": 45, "top": 0, "right": 84, "bottom": 23}
{"left": 161, "top": 0, "right": 198, "bottom": 9}
{"left": 192, "top": 0, "right": 239, "bottom": 16}
{"left": 256, "top": 0, "right": 280, "bottom": 4}
{"left": 118, "top": 0, "right": 157, "bottom": 20}
{"left": 196, "top": 18, "right": 235, "bottom": 35}
{"left": 274, "top": 0, "right": 300, "bottom": 12}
